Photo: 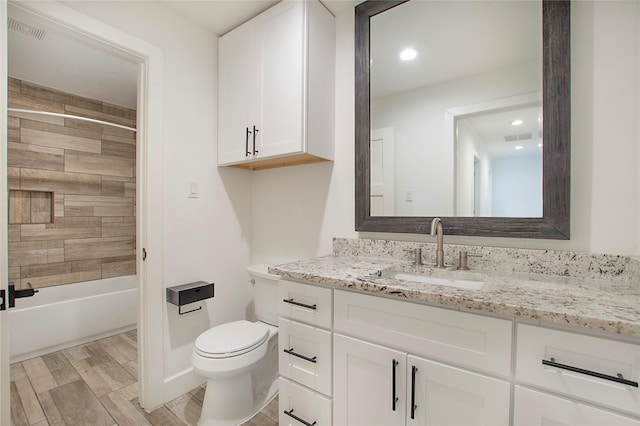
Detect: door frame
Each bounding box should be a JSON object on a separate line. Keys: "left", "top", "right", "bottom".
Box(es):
{"left": 1, "top": 2, "right": 10, "bottom": 423}
{"left": 370, "top": 127, "right": 395, "bottom": 216}
{"left": 0, "top": 1, "right": 166, "bottom": 419}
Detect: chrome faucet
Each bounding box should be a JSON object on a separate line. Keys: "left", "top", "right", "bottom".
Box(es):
{"left": 430, "top": 217, "right": 445, "bottom": 268}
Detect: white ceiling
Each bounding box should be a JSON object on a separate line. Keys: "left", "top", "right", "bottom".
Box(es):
{"left": 370, "top": 0, "right": 541, "bottom": 99}
{"left": 7, "top": 0, "right": 358, "bottom": 109}
{"left": 7, "top": 0, "right": 542, "bottom": 156}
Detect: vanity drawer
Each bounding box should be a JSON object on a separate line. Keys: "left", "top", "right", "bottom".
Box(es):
{"left": 516, "top": 324, "right": 640, "bottom": 416}
{"left": 334, "top": 290, "right": 512, "bottom": 377}
{"left": 279, "top": 318, "right": 332, "bottom": 396}
{"left": 514, "top": 386, "right": 640, "bottom": 425}
{"left": 278, "top": 280, "right": 332, "bottom": 328}
{"left": 279, "top": 377, "right": 332, "bottom": 426}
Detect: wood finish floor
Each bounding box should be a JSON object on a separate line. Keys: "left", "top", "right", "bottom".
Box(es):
{"left": 10, "top": 330, "right": 279, "bottom": 426}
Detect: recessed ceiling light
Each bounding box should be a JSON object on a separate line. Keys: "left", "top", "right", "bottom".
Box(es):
{"left": 511, "top": 119, "right": 524, "bottom": 126}
{"left": 538, "top": 143, "right": 543, "bottom": 148}
{"left": 515, "top": 145, "right": 524, "bottom": 150}
{"left": 400, "top": 48, "right": 418, "bottom": 61}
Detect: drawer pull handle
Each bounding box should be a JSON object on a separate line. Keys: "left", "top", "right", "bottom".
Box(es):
{"left": 283, "top": 409, "right": 317, "bottom": 426}
{"left": 542, "top": 358, "right": 639, "bottom": 387}
{"left": 284, "top": 348, "right": 317, "bottom": 364}
{"left": 283, "top": 298, "right": 317, "bottom": 310}
{"left": 392, "top": 359, "right": 399, "bottom": 411}
{"left": 411, "top": 365, "right": 418, "bottom": 419}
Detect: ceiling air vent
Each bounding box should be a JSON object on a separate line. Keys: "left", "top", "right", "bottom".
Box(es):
{"left": 504, "top": 132, "right": 532, "bottom": 142}
{"left": 8, "top": 17, "right": 47, "bottom": 41}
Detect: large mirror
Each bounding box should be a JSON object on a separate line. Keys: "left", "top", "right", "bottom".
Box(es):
{"left": 355, "top": 0, "right": 570, "bottom": 238}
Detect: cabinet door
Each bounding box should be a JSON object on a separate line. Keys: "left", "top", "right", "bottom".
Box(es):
{"left": 407, "top": 355, "right": 510, "bottom": 426}
{"left": 218, "top": 18, "right": 258, "bottom": 165}
{"left": 334, "top": 333, "right": 407, "bottom": 426}
{"left": 255, "top": 0, "right": 304, "bottom": 158}
{"left": 515, "top": 386, "right": 640, "bottom": 426}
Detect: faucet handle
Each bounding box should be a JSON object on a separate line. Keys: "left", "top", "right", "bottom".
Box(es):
{"left": 458, "top": 250, "right": 481, "bottom": 270}
{"left": 404, "top": 248, "right": 423, "bottom": 266}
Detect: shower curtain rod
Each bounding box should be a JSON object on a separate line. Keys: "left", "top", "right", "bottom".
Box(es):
{"left": 8, "top": 108, "right": 137, "bottom": 132}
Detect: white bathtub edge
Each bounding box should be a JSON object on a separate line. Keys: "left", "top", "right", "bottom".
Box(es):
{"left": 9, "top": 279, "right": 137, "bottom": 363}
{"left": 9, "top": 324, "right": 137, "bottom": 364}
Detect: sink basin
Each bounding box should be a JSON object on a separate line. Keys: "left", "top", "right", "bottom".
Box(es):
{"left": 381, "top": 270, "right": 484, "bottom": 290}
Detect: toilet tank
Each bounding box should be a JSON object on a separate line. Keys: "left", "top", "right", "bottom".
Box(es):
{"left": 247, "top": 264, "right": 280, "bottom": 326}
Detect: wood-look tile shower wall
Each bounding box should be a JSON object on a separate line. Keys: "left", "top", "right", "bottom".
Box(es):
{"left": 7, "top": 78, "right": 137, "bottom": 290}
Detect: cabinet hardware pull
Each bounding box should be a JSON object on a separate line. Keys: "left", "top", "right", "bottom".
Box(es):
{"left": 542, "top": 358, "right": 639, "bottom": 388}
{"left": 411, "top": 365, "right": 418, "bottom": 419}
{"left": 282, "top": 298, "right": 317, "bottom": 310}
{"left": 283, "top": 409, "right": 317, "bottom": 426}
{"left": 252, "top": 125, "right": 259, "bottom": 154}
{"left": 245, "top": 127, "right": 252, "bottom": 156}
{"left": 392, "top": 359, "right": 399, "bottom": 411}
{"left": 284, "top": 348, "right": 317, "bottom": 364}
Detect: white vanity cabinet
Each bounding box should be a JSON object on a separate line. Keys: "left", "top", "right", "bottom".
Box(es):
{"left": 218, "top": 0, "right": 335, "bottom": 170}
{"left": 333, "top": 334, "right": 510, "bottom": 426}
{"left": 332, "top": 290, "right": 512, "bottom": 426}
{"left": 515, "top": 323, "right": 640, "bottom": 424}
{"left": 275, "top": 277, "right": 640, "bottom": 425}
{"left": 278, "top": 280, "right": 333, "bottom": 426}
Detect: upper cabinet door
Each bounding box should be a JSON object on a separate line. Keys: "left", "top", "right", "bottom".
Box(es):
{"left": 218, "top": 0, "right": 335, "bottom": 170}
{"left": 256, "top": 1, "right": 304, "bottom": 159}
{"left": 218, "top": 19, "right": 259, "bottom": 164}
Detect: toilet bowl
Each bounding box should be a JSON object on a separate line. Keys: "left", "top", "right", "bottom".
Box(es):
{"left": 191, "top": 265, "right": 279, "bottom": 426}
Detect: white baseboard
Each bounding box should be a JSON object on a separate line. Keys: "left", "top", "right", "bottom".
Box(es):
{"left": 163, "top": 366, "right": 206, "bottom": 403}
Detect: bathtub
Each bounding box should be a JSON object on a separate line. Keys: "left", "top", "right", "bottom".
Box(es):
{"left": 8, "top": 276, "right": 137, "bottom": 363}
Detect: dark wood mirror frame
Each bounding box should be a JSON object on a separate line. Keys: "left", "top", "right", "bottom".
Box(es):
{"left": 355, "top": 0, "right": 570, "bottom": 239}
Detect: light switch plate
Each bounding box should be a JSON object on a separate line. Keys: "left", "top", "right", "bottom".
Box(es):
{"left": 189, "top": 181, "right": 199, "bottom": 198}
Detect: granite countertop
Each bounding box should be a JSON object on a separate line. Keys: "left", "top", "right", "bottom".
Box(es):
{"left": 270, "top": 255, "right": 640, "bottom": 339}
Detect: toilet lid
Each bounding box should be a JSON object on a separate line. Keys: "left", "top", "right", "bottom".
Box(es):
{"left": 195, "top": 320, "right": 269, "bottom": 358}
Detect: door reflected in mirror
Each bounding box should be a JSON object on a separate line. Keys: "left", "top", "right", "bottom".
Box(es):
{"left": 369, "top": 0, "right": 542, "bottom": 218}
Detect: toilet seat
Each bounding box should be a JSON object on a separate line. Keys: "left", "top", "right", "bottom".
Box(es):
{"left": 195, "top": 320, "right": 269, "bottom": 359}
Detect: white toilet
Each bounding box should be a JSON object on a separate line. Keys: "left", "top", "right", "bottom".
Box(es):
{"left": 191, "top": 264, "right": 280, "bottom": 426}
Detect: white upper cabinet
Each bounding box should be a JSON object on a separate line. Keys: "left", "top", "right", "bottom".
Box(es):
{"left": 218, "top": 0, "right": 335, "bottom": 170}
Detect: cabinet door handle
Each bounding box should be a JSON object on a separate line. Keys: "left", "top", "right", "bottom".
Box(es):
{"left": 252, "top": 125, "right": 259, "bottom": 154}
{"left": 411, "top": 365, "right": 418, "bottom": 419}
{"left": 283, "top": 409, "right": 317, "bottom": 426}
{"left": 284, "top": 348, "right": 317, "bottom": 364}
{"left": 392, "top": 359, "right": 399, "bottom": 411}
{"left": 245, "top": 127, "right": 252, "bottom": 156}
{"left": 282, "top": 298, "right": 317, "bottom": 310}
{"left": 542, "top": 358, "right": 639, "bottom": 387}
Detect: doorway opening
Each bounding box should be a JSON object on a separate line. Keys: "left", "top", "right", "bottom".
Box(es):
{"left": 2, "top": 1, "right": 166, "bottom": 420}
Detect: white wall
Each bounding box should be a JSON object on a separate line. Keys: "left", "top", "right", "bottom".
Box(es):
{"left": 250, "top": 8, "right": 357, "bottom": 265}
{"left": 60, "top": 0, "right": 254, "bottom": 401}
{"left": 491, "top": 154, "right": 542, "bottom": 217}
{"left": 251, "top": 0, "right": 640, "bottom": 265}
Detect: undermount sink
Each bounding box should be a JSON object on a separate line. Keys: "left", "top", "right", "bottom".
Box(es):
{"left": 381, "top": 269, "right": 484, "bottom": 290}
